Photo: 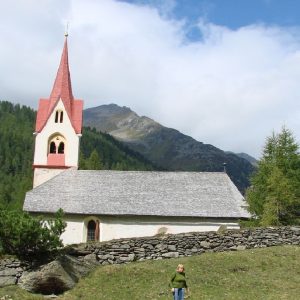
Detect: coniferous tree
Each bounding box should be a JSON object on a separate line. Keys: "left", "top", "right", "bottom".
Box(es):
{"left": 246, "top": 127, "right": 300, "bottom": 225}
{"left": 86, "top": 149, "right": 103, "bottom": 170}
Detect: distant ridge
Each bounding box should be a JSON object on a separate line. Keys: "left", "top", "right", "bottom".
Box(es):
{"left": 84, "top": 104, "right": 255, "bottom": 192}
{"left": 226, "top": 152, "right": 258, "bottom": 167}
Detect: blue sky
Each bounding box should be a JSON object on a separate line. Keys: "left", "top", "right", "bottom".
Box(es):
{"left": 121, "top": 0, "right": 300, "bottom": 41}
{"left": 122, "top": 0, "right": 300, "bottom": 30}
{"left": 0, "top": 0, "right": 299, "bottom": 157}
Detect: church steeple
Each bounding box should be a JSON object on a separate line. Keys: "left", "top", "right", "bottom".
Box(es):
{"left": 48, "top": 36, "right": 74, "bottom": 119}
{"left": 33, "top": 35, "right": 83, "bottom": 188}
{"left": 35, "top": 36, "right": 83, "bottom": 134}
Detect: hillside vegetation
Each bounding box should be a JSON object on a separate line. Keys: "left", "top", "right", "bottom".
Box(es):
{"left": 0, "top": 246, "right": 299, "bottom": 299}
{"left": 0, "top": 101, "right": 155, "bottom": 209}
{"left": 0, "top": 101, "right": 34, "bottom": 209}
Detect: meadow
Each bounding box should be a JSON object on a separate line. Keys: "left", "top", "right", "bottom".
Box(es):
{"left": 0, "top": 245, "right": 299, "bottom": 300}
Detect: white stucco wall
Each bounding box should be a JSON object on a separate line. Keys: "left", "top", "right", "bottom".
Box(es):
{"left": 33, "top": 99, "right": 80, "bottom": 167}
{"left": 60, "top": 215, "right": 240, "bottom": 245}
{"left": 60, "top": 217, "right": 86, "bottom": 245}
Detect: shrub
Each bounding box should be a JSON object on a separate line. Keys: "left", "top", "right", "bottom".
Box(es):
{"left": 0, "top": 207, "right": 66, "bottom": 261}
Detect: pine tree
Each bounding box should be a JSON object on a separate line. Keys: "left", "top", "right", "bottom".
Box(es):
{"left": 86, "top": 149, "right": 103, "bottom": 170}
{"left": 246, "top": 127, "right": 300, "bottom": 225}
{"left": 79, "top": 152, "right": 87, "bottom": 170}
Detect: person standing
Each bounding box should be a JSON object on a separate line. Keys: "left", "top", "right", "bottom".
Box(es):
{"left": 170, "top": 264, "right": 188, "bottom": 300}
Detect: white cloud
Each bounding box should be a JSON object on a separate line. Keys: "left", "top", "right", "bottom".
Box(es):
{"left": 0, "top": 0, "right": 300, "bottom": 158}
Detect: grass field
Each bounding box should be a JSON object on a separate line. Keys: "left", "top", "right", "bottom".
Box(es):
{"left": 0, "top": 245, "right": 299, "bottom": 300}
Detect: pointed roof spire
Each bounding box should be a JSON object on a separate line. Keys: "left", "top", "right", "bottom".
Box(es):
{"left": 35, "top": 34, "right": 83, "bottom": 134}
{"left": 48, "top": 34, "right": 74, "bottom": 116}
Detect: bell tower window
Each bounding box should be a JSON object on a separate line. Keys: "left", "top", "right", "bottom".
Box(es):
{"left": 55, "top": 110, "right": 64, "bottom": 123}
{"left": 47, "top": 134, "right": 66, "bottom": 166}
{"left": 48, "top": 134, "right": 66, "bottom": 155}
{"left": 58, "top": 142, "right": 64, "bottom": 154}
{"left": 50, "top": 142, "right": 56, "bottom": 154}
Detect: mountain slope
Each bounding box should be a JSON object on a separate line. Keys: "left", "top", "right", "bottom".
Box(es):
{"left": 84, "top": 104, "right": 255, "bottom": 192}
{"left": 0, "top": 101, "right": 35, "bottom": 209}
{"left": 236, "top": 152, "right": 258, "bottom": 166}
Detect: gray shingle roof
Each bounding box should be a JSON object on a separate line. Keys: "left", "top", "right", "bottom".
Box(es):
{"left": 23, "top": 169, "right": 250, "bottom": 218}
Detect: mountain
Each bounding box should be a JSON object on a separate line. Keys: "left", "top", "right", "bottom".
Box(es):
{"left": 235, "top": 153, "right": 258, "bottom": 166}
{"left": 226, "top": 152, "right": 258, "bottom": 167}
{"left": 80, "top": 127, "right": 156, "bottom": 171}
{"left": 0, "top": 101, "right": 155, "bottom": 209}
{"left": 84, "top": 104, "right": 255, "bottom": 192}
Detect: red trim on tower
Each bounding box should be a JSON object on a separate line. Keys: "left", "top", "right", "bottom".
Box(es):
{"left": 47, "top": 153, "right": 65, "bottom": 166}
{"left": 32, "top": 165, "right": 71, "bottom": 169}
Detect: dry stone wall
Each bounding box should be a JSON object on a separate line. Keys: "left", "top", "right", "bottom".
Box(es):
{"left": 0, "top": 258, "right": 29, "bottom": 288}
{"left": 1, "top": 226, "right": 299, "bottom": 292}
{"left": 68, "top": 226, "right": 300, "bottom": 265}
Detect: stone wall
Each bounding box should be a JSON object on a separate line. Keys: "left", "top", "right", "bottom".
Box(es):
{"left": 67, "top": 226, "right": 300, "bottom": 265}
{"left": 1, "top": 226, "right": 299, "bottom": 291}
{"left": 0, "top": 258, "right": 29, "bottom": 288}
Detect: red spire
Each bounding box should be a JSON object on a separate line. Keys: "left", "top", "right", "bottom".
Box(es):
{"left": 35, "top": 35, "right": 83, "bottom": 134}
{"left": 48, "top": 36, "right": 73, "bottom": 115}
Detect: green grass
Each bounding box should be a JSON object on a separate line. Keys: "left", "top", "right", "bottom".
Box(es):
{"left": 0, "top": 285, "right": 44, "bottom": 300}
{"left": 1, "top": 246, "right": 299, "bottom": 300}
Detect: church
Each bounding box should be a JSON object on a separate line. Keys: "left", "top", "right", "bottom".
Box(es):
{"left": 23, "top": 35, "right": 250, "bottom": 245}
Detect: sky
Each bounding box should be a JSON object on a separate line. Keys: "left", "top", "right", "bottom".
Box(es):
{"left": 1, "top": 0, "right": 300, "bottom": 158}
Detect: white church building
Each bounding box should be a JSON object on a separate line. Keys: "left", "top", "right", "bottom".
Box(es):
{"left": 23, "top": 35, "right": 250, "bottom": 245}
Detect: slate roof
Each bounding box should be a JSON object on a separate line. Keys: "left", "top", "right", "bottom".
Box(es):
{"left": 23, "top": 169, "right": 250, "bottom": 219}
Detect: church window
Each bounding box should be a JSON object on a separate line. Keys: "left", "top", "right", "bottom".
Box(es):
{"left": 55, "top": 110, "right": 64, "bottom": 123}
{"left": 55, "top": 111, "right": 59, "bottom": 123}
{"left": 87, "top": 220, "right": 96, "bottom": 241}
{"left": 50, "top": 142, "right": 56, "bottom": 154}
{"left": 58, "top": 142, "right": 64, "bottom": 154}
{"left": 48, "top": 134, "right": 66, "bottom": 155}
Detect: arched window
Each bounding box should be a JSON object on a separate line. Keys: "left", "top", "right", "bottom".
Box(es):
{"left": 50, "top": 142, "right": 56, "bottom": 154}
{"left": 55, "top": 111, "right": 59, "bottom": 123}
{"left": 87, "top": 220, "right": 96, "bottom": 241}
{"left": 48, "top": 134, "right": 66, "bottom": 155}
{"left": 58, "top": 142, "right": 64, "bottom": 154}
{"left": 60, "top": 111, "right": 63, "bottom": 123}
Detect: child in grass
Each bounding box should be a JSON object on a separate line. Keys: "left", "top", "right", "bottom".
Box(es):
{"left": 170, "top": 264, "right": 188, "bottom": 300}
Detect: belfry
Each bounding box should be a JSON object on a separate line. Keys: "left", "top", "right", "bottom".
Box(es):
{"left": 32, "top": 35, "right": 83, "bottom": 187}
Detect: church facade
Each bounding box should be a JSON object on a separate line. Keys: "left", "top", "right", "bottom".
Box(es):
{"left": 23, "top": 36, "right": 250, "bottom": 245}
